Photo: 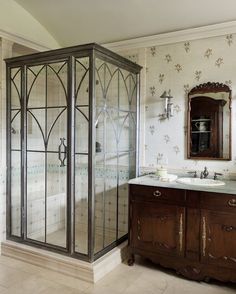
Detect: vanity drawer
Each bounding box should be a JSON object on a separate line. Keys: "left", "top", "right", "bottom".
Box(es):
{"left": 130, "top": 184, "right": 186, "bottom": 204}
{"left": 200, "top": 192, "right": 236, "bottom": 212}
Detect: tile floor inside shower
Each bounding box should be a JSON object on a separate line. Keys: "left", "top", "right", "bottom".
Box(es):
{"left": 40, "top": 228, "right": 123, "bottom": 254}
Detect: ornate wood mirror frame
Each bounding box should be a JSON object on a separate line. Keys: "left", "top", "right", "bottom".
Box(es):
{"left": 187, "top": 82, "right": 231, "bottom": 160}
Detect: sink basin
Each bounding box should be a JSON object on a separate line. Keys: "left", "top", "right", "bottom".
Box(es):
{"left": 176, "top": 177, "right": 225, "bottom": 186}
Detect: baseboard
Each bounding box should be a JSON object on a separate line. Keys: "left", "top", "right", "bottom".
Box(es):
{"left": 1, "top": 240, "right": 128, "bottom": 283}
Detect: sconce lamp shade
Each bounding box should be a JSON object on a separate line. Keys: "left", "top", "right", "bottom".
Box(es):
{"left": 160, "top": 91, "right": 168, "bottom": 98}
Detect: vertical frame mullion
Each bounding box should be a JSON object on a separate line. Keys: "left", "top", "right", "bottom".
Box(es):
{"left": 22, "top": 65, "right": 27, "bottom": 239}
{"left": 136, "top": 73, "right": 140, "bottom": 177}
{"left": 88, "top": 50, "right": 96, "bottom": 262}
{"left": 116, "top": 70, "right": 120, "bottom": 241}
{"left": 68, "top": 56, "right": 75, "bottom": 254}
{"left": 6, "top": 65, "right": 12, "bottom": 238}
{"left": 45, "top": 65, "right": 48, "bottom": 243}
{"left": 102, "top": 63, "right": 106, "bottom": 250}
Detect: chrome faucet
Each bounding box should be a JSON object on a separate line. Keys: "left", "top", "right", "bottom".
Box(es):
{"left": 214, "top": 172, "right": 223, "bottom": 180}
{"left": 200, "top": 167, "right": 209, "bottom": 179}
{"left": 187, "top": 170, "right": 197, "bottom": 178}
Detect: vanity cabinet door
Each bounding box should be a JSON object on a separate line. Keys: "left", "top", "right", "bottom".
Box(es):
{"left": 130, "top": 202, "right": 185, "bottom": 257}
{"left": 201, "top": 209, "right": 236, "bottom": 269}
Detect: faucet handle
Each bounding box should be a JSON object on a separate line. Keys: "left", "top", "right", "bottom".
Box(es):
{"left": 187, "top": 171, "right": 197, "bottom": 178}
{"left": 200, "top": 171, "right": 204, "bottom": 179}
{"left": 214, "top": 172, "right": 223, "bottom": 180}
{"left": 203, "top": 166, "right": 209, "bottom": 178}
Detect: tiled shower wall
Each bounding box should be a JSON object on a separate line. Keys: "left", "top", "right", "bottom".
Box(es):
{"left": 119, "top": 33, "right": 236, "bottom": 178}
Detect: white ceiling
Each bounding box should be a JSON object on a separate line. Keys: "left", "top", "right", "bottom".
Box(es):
{"left": 14, "top": 0, "right": 236, "bottom": 47}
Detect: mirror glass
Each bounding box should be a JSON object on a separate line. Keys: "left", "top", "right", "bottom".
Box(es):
{"left": 187, "top": 82, "right": 231, "bottom": 160}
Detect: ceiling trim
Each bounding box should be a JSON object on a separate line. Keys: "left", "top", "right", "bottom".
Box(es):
{"left": 0, "top": 29, "right": 54, "bottom": 51}
{"left": 103, "top": 21, "right": 236, "bottom": 51}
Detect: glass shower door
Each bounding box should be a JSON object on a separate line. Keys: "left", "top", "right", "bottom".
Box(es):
{"left": 26, "top": 61, "right": 68, "bottom": 249}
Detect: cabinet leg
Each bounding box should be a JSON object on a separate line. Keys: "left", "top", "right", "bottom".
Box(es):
{"left": 128, "top": 254, "right": 135, "bottom": 266}
{"left": 204, "top": 277, "right": 210, "bottom": 283}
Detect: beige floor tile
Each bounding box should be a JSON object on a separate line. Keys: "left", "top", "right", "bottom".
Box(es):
{"left": 84, "top": 264, "right": 142, "bottom": 294}
{"left": 38, "top": 283, "right": 84, "bottom": 294}
{"left": 0, "top": 286, "right": 7, "bottom": 294}
{"left": 0, "top": 264, "right": 35, "bottom": 288}
{"left": 0, "top": 255, "right": 46, "bottom": 275}
{"left": 163, "top": 280, "right": 236, "bottom": 294}
{"left": 4, "top": 276, "right": 59, "bottom": 294}
{"left": 37, "top": 269, "right": 91, "bottom": 292}
{"left": 0, "top": 255, "right": 235, "bottom": 294}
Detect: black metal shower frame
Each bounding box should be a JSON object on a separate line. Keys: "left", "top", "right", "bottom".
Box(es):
{"left": 6, "top": 43, "right": 141, "bottom": 262}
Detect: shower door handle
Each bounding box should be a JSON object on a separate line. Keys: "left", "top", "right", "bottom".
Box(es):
{"left": 58, "top": 137, "right": 67, "bottom": 167}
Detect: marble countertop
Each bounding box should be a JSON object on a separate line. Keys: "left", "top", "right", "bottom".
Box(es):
{"left": 128, "top": 175, "right": 236, "bottom": 195}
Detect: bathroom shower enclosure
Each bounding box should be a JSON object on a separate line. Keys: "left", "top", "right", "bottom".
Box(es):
{"left": 6, "top": 43, "right": 141, "bottom": 262}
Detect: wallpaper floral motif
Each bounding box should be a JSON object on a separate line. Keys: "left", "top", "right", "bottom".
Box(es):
{"left": 144, "top": 33, "right": 236, "bottom": 177}
{"left": 121, "top": 33, "right": 236, "bottom": 178}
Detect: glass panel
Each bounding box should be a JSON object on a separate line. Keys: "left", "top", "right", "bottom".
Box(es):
{"left": 47, "top": 108, "right": 67, "bottom": 153}
{"left": 118, "top": 112, "right": 136, "bottom": 152}
{"left": 75, "top": 155, "right": 88, "bottom": 254}
{"left": 27, "top": 65, "right": 46, "bottom": 108}
{"left": 11, "top": 110, "right": 21, "bottom": 150}
{"left": 47, "top": 62, "right": 67, "bottom": 107}
{"left": 118, "top": 112, "right": 129, "bottom": 152}
{"left": 94, "top": 57, "right": 138, "bottom": 255}
{"left": 10, "top": 68, "right": 22, "bottom": 237}
{"left": 75, "top": 107, "right": 89, "bottom": 154}
{"left": 95, "top": 59, "right": 106, "bottom": 108}
{"left": 94, "top": 110, "right": 105, "bottom": 254}
{"left": 106, "top": 111, "right": 117, "bottom": 153}
{"left": 27, "top": 152, "right": 45, "bottom": 242}
{"left": 27, "top": 109, "right": 45, "bottom": 151}
{"left": 118, "top": 152, "right": 130, "bottom": 238}
{"left": 74, "top": 56, "right": 89, "bottom": 255}
{"left": 75, "top": 58, "right": 89, "bottom": 106}
{"left": 46, "top": 153, "right": 67, "bottom": 248}
{"left": 10, "top": 68, "right": 21, "bottom": 109}
{"left": 26, "top": 60, "right": 68, "bottom": 248}
{"left": 94, "top": 152, "right": 105, "bottom": 253}
{"left": 105, "top": 66, "right": 118, "bottom": 110}
{"left": 95, "top": 109, "right": 104, "bottom": 154}
{"left": 104, "top": 154, "right": 117, "bottom": 247}
{"left": 129, "top": 74, "right": 137, "bottom": 112}
{"left": 119, "top": 69, "right": 130, "bottom": 111}
{"left": 11, "top": 151, "right": 21, "bottom": 236}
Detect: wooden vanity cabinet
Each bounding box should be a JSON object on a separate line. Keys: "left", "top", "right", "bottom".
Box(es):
{"left": 131, "top": 202, "right": 185, "bottom": 257}
{"left": 200, "top": 192, "right": 236, "bottom": 271}
{"left": 129, "top": 185, "right": 236, "bottom": 282}
{"left": 201, "top": 209, "right": 236, "bottom": 269}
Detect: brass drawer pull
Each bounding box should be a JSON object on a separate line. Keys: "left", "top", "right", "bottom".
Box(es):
{"left": 228, "top": 199, "right": 236, "bottom": 207}
{"left": 153, "top": 190, "right": 162, "bottom": 197}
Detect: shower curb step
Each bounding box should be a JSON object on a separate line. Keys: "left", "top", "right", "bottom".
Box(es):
{"left": 1, "top": 240, "right": 128, "bottom": 283}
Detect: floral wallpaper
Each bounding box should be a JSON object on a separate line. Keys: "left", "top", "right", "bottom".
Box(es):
{"left": 121, "top": 33, "right": 236, "bottom": 178}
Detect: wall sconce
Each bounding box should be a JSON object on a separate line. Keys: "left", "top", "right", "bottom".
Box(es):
{"left": 158, "top": 89, "right": 174, "bottom": 120}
